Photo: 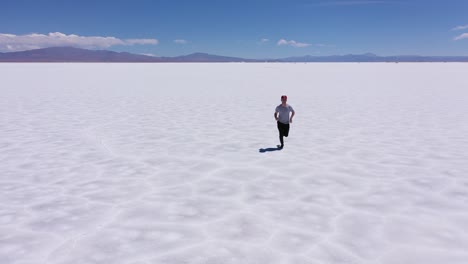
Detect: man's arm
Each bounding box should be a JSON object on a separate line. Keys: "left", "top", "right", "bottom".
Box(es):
{"left": 274, "top": 111, "right": 279, "bottom": 121}
{"left": 290, "top": 110, "right": 295, "bottom": 123}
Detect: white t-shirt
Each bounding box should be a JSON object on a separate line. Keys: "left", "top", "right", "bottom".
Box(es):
{"left": 275, "top": 104, "right": 294, "bottom": 124}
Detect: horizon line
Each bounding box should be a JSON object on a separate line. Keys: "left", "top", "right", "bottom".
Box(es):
{"left": 2, "top": 46, "right": 468, "bottom": 59}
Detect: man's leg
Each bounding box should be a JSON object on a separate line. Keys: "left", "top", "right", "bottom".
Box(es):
{"left": 284, "top": 124, "right": 290, "bottom": 137}
{"left": 277, "top": 122, "right": 285, "bottom": 148}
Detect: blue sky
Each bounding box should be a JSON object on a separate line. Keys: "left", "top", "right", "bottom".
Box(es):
{"left": 1, "top": 0, "right": 468, "bottom": 58}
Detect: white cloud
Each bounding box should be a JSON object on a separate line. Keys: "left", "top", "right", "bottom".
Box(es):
{"left": 452, "top": 25, "right": 468, "bottom": 31}
{"left": 277, "top": 39, "right": 310, "bottom": 48}
{"left": 126, "top": 39, "right": 158, "bottom": 45}
{"left": 277, "top": 39, "right": 288, "bottom": 45}
{"left": 174, "top": 39, "right": 188, "bottom": 44}
{"left": 257, "top": 38, "right": 270, "bottom": 45}
{"left": 454, "top": 33, "right": 468, "bottom": 40}
{"left": 0, "top": 32, "right": 158, "bottom": 52}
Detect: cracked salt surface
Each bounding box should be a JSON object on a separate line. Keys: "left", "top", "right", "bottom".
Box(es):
{"left": 1, "top": 63, "right": 468, "bottom": 264}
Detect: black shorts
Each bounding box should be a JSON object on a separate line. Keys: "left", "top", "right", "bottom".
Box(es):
{"left": 277, "top": 121, "right": 290, "bottom": 137}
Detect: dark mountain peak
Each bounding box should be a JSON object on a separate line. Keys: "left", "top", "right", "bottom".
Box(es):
{"left": 188, "top": 52, "right": 211, "bottom": 56}
{"left": 0, "top": 46, "right": 162, "bottom": 62}
{"left": 173, "top": 52, "right": 256, "bottom": 62}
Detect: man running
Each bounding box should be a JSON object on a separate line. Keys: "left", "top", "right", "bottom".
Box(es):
{"left": 274, "top": 95, "right": 295, "bottom": 149}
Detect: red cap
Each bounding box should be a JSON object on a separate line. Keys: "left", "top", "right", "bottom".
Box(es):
{"left": 281, "top": 95, "right": 287, "bottom": 100}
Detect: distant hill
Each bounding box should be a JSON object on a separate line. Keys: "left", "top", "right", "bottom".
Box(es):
{"left": 1, "top": 47, "right": 468, "bottom": 62}
{"left": 0, "top": 47, "right": 164, "bottom": 62}
{"left": 0, "top": 47, "right": 256, "bottom": 62}
{"left": 168, "top": 52, "right": 258, "bottom": 62}
{"left": 279, "top": 53, "right": 468, "bottom": 62}
{"left": 0, "top": 47, "right": 258, "bottom": 62}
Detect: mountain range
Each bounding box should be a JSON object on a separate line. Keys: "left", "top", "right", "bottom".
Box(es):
{"left": 1, "top": 47, "right": 468, "bottom": 62}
